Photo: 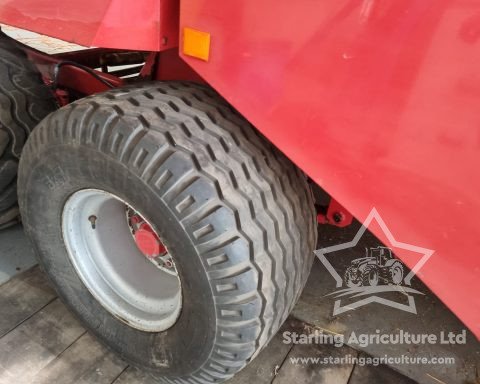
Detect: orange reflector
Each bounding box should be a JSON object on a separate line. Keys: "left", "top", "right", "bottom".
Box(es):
{"left": 183, "top": 27, "right": 211, "bottom": 61}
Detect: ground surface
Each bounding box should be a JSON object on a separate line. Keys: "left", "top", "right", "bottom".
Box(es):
{"left": 0, "top": 266, "right": 417, "bottom": 384}
{"left": 293, "top": 222, "right": 480, "bottom": 384}
{"left": 0, "top": 224, "right": 36, "bottom": 285}
{"left": 0, "top": 226, "right": 478, "bottom": 384}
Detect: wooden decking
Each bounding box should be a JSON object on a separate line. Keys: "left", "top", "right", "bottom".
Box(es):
{"left": 0, "top": 266, "right": 415, "bottom": 384}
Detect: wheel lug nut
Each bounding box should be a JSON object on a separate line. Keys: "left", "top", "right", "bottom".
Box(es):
{"left": 333, "top": 212, "right": 343, "bottom": 223}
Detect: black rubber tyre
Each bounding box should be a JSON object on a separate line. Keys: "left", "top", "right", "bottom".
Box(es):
{"left": 18, "top": 82, "right": 317, "bottom": 383}
{"left": 344, "top": 266, "right": 362, "bottom": 287}
{"left": 362, "top": 265, "right": 379, "bottom": 286}
{"left": 0, "top": 33, "right": 57, "bottom": 229}
{"left": 389, "top": 260, "right": 404, "bottom": 285}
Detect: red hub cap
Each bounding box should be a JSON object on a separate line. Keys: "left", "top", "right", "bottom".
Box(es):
{"left": 134, "top": 222, "right": 167, "bottom": 258}
{"left": 128, "top": 212, "right": 176, "bottom": 273}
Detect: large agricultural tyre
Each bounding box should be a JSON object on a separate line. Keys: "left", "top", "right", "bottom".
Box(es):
{"left": 362, "top": 265, "right": 379, "bottom": 287}
{"left": 18, "top": 82, "right": 317, "bottom": 383}
{"left": 0, "top": 33, "right": 57, "bottom": 229}
{"left": 344, "top": 266, "right": 362, "bottom": 287}
{"left": 388, "top": 260, "right": 404, "bottom": 285}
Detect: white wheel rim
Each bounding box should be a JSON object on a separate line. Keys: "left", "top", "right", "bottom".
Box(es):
{"left": 62, "top": 188, "right": 182, "bottom": 332}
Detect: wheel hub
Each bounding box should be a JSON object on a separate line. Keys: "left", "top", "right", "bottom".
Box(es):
{"left": 134, "top": 222, "right": 167, "bottom": 257}
{"left": 128, "top": 210, "right": 178, "bottom": 275}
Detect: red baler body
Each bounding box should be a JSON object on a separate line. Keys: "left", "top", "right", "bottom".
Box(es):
{"left": 1, "top": 0, "right": 479, "bottom": 337}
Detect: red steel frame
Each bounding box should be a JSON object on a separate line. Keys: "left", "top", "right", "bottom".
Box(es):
{"left": 0, "top": 0, "right": 479, "bottom": 338}
{"left": 25, "top": 48, "right": 124, "bottom": 96}
{"left": 9, "top": 42, "right": 201, "bottom": 100}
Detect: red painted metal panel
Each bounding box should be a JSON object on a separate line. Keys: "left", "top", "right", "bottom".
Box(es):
{"left": 154, "top": 48, "right": 204, "bottom": 83}
{"left": 0, "top": 0, "right": 178, "bottom": 51}
{"left": 179, "top": 0, "right": 480, "bottom": 337}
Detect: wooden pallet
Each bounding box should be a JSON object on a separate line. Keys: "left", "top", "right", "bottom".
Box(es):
{"left": 0, "top": 267, "right": 415, "bottom": 384}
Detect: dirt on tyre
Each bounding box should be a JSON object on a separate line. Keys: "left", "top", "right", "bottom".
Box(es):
{"left": 0, "top": 33, "right": 57, "bottom": 229}
{"left": 18, "top": 82, "right": 317, "bottom": 383}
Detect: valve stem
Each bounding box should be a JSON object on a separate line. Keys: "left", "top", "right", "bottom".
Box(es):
{"left": 88, "top": 215, "right": 97, "bottom": 229}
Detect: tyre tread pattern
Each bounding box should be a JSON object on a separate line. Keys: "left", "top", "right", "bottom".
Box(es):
{"left": 19, "top": 82, "right": 317, "bottom": 383}
{"left": 0, "top": 33, "right": 57, "bottom": 228}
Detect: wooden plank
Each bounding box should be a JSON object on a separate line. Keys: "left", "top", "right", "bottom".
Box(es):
{"left": 0, "top": 266, "right": 56, "bottom": 338}
{"left": 348, "top": 353, "right": 417, "bottom": 384}
{"left": 31, "top": 332, "right": 128, "bottom": 384}
{"left": 228, "top": 326, "right": 293, "bottom": 384}
{"left": 0, "top": 299, "right": 85, "bottom": 384}
{"left": 112, "top": 367, "right": 158, "bottom": 384}
{"left": 0, "top": 268, "right": 419, "bottom": 384}
{"left": 273, "top": 342, "right": 357, "bottom": 384}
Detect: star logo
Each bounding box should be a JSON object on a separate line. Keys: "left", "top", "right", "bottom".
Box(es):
{"left": 315, "top": 207, "right": 435, "bottom": 315}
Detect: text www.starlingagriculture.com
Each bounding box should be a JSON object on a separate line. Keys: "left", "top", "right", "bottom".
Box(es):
{"left": 289, "top": 355, "right": 455, "bottom": 366}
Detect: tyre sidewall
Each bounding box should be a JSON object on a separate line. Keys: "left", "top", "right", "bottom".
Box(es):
{"left": 21, "top": 145, "right": 216, "bottom": 377}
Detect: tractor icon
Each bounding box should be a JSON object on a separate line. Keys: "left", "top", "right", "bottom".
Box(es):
{"left": 343, "top": 246, "right": 405, "bottom": 287}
